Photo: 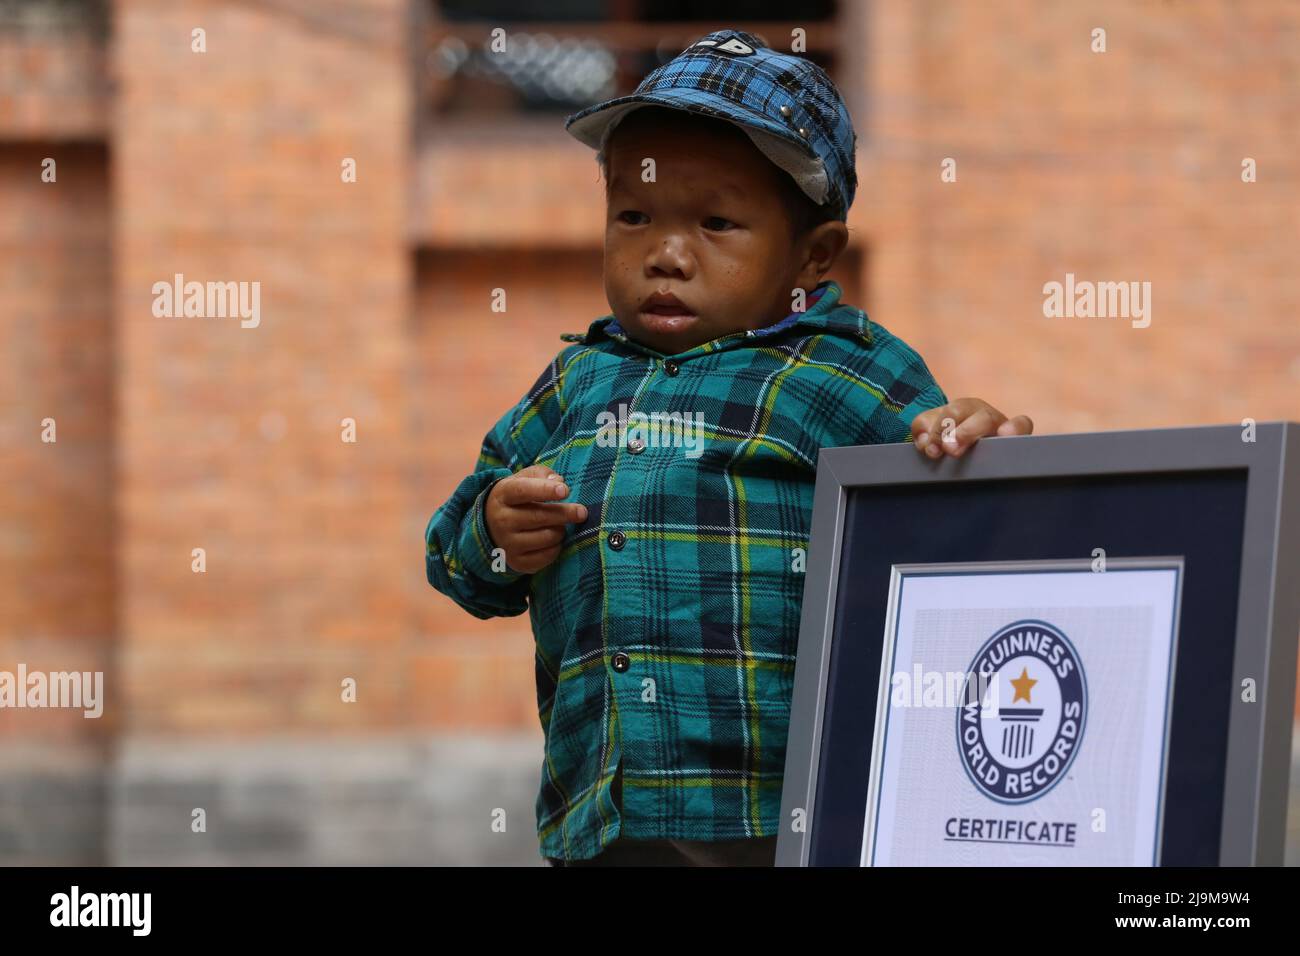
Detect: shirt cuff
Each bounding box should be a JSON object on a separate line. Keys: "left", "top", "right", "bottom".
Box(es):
{"left": 457, "top": 472, "right": 529, "bottom": 584}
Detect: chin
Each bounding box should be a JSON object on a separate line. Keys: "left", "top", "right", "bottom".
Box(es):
{"left": 619, "top": 312, "right": 688, "bottom": 351}
{"left": 635, "top": 310, "right": 698, "bottom": 337}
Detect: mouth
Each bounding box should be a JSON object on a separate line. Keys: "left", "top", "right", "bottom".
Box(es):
{"left": 637, "top": 292, "right": 697, "bottom": 332}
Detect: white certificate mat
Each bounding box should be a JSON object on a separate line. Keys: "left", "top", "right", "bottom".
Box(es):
{"left": 862, "top": 559, "right": 1182, "bottom": 866}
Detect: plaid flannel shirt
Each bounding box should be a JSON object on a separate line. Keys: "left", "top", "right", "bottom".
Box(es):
{"left": 424, "top": 279, "right": 948, "bottom": 861}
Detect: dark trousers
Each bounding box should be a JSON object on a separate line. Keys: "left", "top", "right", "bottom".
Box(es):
{"left": 547, "top": 834, "right": 779, "bottom": 866}
{"left": 546, "top": 762, "right": 779, "bottom": 866}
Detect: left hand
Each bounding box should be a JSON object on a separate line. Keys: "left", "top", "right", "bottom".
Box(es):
{"left": 910, "top": 398, "right": 1034, "bottom": 459}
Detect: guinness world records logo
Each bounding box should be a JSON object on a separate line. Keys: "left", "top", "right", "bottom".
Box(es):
{"left": 956, "top": 619, "right": 1087, "bottom": 804}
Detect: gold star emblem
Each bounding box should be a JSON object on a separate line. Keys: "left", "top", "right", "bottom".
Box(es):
{"left": 1010, "top": 667, "right": 1037, "bottom": 703}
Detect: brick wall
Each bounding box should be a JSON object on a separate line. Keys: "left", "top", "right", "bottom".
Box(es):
{"left": 112, "top": 0, "right": 411, "bottom": 734}
{"left": 0, "top": 141, "right": 113, "bottom": 862}
{"left": 0, "top": 0, "right": 1295, "bottom": 864}
{"left": 853, "top": 1, "right": 1300, "bottom": 433}
{"left": 0, "top": 16, "right": 109, "bottom": 140}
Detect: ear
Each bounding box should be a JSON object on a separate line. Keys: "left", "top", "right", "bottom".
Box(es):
{"left": 796, "top": 220, "right": 850, "bottom": 288}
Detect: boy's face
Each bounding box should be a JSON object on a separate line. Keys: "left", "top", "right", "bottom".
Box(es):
{"left": 601, "top": 111, "right": 848, "bottom": 356}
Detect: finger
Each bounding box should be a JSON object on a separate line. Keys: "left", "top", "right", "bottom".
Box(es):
{"left": 496, "top": 475, "right": 572, "bottom": 506}
{"left": 945, "top": 408, "right": 1000, "bottom": 457}
{"left": 508, "top": 501, "right": 589, "bottom": 529}
{"left": 509, "top": 544, "right": 563, "bottom": 574}
{"left": 997, "top": 414, "right": 1034, "bottom": 436}
{"left": 926, "top": 400, "right": 973, "bottom": 451}
{"left": 506, "top": 525, "right": 567, "bottom": 553}
{"left": 910, "top": 408, "right": 938, "bottom": 446}
{"left": 913, "top": 403, "right": 957, "bottom": 458}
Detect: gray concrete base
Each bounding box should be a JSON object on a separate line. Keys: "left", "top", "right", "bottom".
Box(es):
{"left": 108, "top": 732, "right": 546, "bottom": 866}
{"left": 0, "top": 726, "right": 1295, "bottom": 865}
{"left": 0, "top": 745, "right": 110, "bottom": 865}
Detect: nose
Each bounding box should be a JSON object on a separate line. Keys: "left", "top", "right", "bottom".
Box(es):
{"left": 644, "top": 230, "right": 694, "bottom": 281}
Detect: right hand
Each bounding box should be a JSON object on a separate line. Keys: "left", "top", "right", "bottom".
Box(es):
{"left": 484, "top": 464, "right": 588, "bottom": 574}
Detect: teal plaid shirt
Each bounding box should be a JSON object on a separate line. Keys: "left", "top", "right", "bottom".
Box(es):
{"left": 424, "top": 279, "right": 948, "bottom": 861}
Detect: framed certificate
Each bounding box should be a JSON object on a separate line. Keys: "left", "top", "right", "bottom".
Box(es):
{"left": 777, "top": 423, "right": 1299, "bottom": 866}
{"left": 864, "top": 559, "right": 1181, "bottom": 866}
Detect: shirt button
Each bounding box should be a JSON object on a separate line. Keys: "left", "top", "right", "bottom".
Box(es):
{"left": 607, "top": 530, "right": 626, "bottom": 550}
{"left": 663, "top": 361, "right": 680, "bottom": 376}
{"left": 627, "top": 437, "right": 645, "bottom": 454}
{"left": 611, "top": 651, "right": 630, "bottom": 672}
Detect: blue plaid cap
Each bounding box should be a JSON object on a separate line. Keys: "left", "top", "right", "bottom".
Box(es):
{"left": 565, "top": 29, "right": 858, "bottom": 222}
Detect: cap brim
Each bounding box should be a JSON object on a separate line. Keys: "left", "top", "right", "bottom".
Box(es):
{"left": 566, "top": 89, "right": 804, "bottom": 154}
{"left": 564, "top": 90, "right": 829, "bottom": 205}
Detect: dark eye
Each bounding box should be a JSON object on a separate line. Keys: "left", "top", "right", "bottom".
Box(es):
{"left": 704, "top": 216, "right": 735, "bottom": 231}
{"left": 617, "top": 210, "right": 648, "bottom": 225}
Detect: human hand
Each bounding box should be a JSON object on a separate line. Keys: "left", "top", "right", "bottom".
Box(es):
{"left": 910, "top": 398, "right": 1034, "bottom": 459}
{"left": 484, "top": 464, "right": 588, "bottom": 573}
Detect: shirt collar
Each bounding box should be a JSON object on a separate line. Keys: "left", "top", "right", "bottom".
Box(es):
{"left": 560, "top": 279, "right": 873, "bottom": 358}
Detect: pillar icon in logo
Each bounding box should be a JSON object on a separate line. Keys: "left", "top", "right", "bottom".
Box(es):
{"left": 956, "top": 619, "right": 1088, "bottom": 804}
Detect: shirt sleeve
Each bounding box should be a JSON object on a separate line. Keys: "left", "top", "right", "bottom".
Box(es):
{"left": 894, "top": 379, "right": 950, "bottom": 441}
{"left": 424, "top": 349, "right": 575, "bottom": 620}
{"left": 856, "top": 340, "right": 949, "bottom": 446}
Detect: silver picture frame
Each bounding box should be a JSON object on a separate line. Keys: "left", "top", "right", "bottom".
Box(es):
{"left": 777, "top": 422, "right": 1299, "bottom": 866}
